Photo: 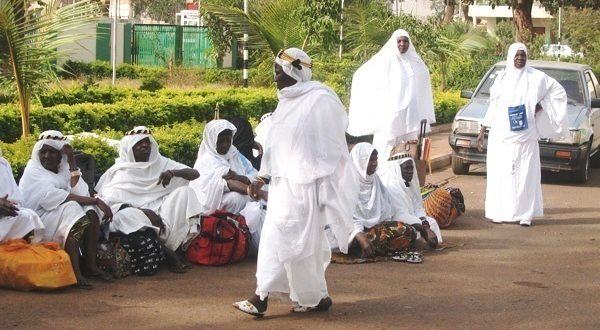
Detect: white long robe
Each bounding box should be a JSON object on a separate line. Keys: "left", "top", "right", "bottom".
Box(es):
{"left": 96, "top": 131, "right": 201, "bottom": 250}
{"left": 255, "top": 49, "right": 359, "bottom": 307}
{"left": 482, "top": 43, "right": 569, "bottom": 225}
{"left": 380, "top": 156, "right": 443, "bottom": 242}
{"left": 348, "top": 29, "right": 435, "bottom": 158}
{"left": 19, "top": 135, "right": 98, "bottom": 246}
{"left": 0, "top": 155, "right": 44, "bottom": 243}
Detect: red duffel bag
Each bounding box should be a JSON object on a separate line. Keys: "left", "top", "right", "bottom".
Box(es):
{"left": 186, "top": 211, "right": 250, "bottom": 266}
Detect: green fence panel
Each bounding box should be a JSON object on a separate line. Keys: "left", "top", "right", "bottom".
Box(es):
{"left": 132, "top": 24, "right": 215, "bottom": 68}
{"left": 96, "top": 23, "right": 111, "bottom": 61}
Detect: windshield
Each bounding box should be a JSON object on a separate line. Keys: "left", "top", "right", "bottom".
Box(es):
{"left": 474, "top": 66, "right": 585, "bottom": 105}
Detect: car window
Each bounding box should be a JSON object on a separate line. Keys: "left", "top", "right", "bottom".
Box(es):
{"left": 585, "top": 72, "right": 598, "bottom": 99}
{"left": 474, "top": 66, "right": 584, "bottom": 105}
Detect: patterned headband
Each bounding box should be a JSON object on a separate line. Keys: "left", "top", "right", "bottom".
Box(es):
{"left": 126, "top": 127, "right": 152, "bottom": 136}
{"left": 388, "top": 152, "right": 412, "bottom": 162}
{"left": 37, "top": 133, "right": 67, "bottom": 141}
{"left": 277, "top": 49, "right": 312, "bottom": 70}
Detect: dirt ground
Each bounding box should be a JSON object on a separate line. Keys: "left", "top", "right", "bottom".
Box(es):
{"left": 2, "top": 165, "right": 600, "bottom": 330}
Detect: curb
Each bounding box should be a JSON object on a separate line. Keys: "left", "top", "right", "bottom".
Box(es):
{"left": 429, "top": 153, "right": 451, "bottom": 172}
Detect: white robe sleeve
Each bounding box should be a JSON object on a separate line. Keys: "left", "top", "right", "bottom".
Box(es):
{"left": 39, "top": 186, "right": 69, "bottom": 212}
{"left": 535, "top": 75, "right": 570, "bottom": 140}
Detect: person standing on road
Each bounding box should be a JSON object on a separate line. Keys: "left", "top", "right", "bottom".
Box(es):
{"left": 347, "top": 29, "right": 436, "bottom": 158}
{"left": 233, "top": 48, "right": 358, "bottom": 317}
{"left": 476, "top": 43, "right": 569, "bottom": 226}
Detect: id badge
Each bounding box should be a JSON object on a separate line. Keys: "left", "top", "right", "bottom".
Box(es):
{"left": 508, "top": 104, "right": 527, "bottom": 131}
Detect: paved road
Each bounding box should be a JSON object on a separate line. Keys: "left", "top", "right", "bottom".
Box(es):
{"left": 2, "top": 165, "right": 600, "bottom": 329}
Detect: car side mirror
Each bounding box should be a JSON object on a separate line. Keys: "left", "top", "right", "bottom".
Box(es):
{"left": 460, "top": 90, "right": 473, "bottom": 99}
{"left": 591, "top": 98, "right": 600, "bottom": 108}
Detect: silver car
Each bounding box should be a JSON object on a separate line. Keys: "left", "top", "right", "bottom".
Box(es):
{"left": 448, "top": 60, "right": 600, "bottom": 183}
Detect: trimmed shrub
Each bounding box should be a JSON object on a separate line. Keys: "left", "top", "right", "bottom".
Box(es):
{"left": 434, "top": 90, "right": 467, "bottom": 124}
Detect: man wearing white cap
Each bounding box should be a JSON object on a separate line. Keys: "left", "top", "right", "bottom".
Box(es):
{"left": 233, "top": 48, "right": 358, "bottom": 316}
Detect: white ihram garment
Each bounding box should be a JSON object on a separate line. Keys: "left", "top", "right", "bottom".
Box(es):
{"left": 482, "top": 43, "right": 569, "bottom": 225}
{"left": 96, "top": 131, "right": 201, "bottom": 250}
{"left": 0, "top": 154, "right": 44, "bottom": 243}
{"left": 254, "top": 51, "right": 358, "bottom": 307}
{"left": 348, "top": 29, "right": 435, "bottom": 158}
{"left": 380, "top": 156, "right": 443, "bottom": 242}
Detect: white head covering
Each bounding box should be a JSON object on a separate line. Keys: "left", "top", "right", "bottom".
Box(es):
{"left": 96, "top": 126, "right": 189, "bottom": 207}
{"left": 379, "top": 153, "right": 420, "bottom": 216}
{"left": 350, "top": 143, "right": 392, "bottom": 226}
{"left": 19, "top": 131, "right": 72, "bottom": 211}
{"left": 190, "top": 120, "right": 256, "bottom": 214}
{"left": 348, "top": 29, "right": 435, "bottom": 139}
{"left": 275, "top": 48, "right": 313, "bottom": 83}
{"left": 505, "top": 42, "right": 528, "bottom": 74}
{"left": 0, "top": 146, "right": 24, "bottom": 205}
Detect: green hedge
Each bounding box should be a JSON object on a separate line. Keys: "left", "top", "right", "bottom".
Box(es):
{"left": 433, "top": 90, "right": 467, "bottom": 124}
{"left": 1, "top": 120, "right": 207, "bottom": 180}
{"left": 0, "top": 88, "right": 277, "bottom": 142}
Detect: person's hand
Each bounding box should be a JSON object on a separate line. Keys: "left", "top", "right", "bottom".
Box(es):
{"left": 355, "top": 232, "right": 374, "bottom": 258}
{"left": 248, "top": 180, "right": 264, "bottom": 200}
{"left": 222, "top": 170, "right": 238, "bottom": 181}
{"left": 157, "top": 170, "right": 175, "bottom": 187}
{"left": 0, "top": 194, "right": 19, "bottom": 217}
{"left": 476, "top": 127, "right": 485, "bottom": 152}
{"left": 535, "top": 103, "right": 543, "bottom": 116}
{"left": 141, "top": 208, "right": 165, "bottom": 233}
{"left": 95, "top": 198, "right": 113, "bottom": 223}
{"left": 61, "top": 144, "right": 76, "bottom": 168}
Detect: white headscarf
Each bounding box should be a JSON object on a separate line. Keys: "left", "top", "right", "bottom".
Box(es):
{"left": 379, "top": 153, "right": 420, "bottom": 216}
{"left": 96, "top": 126, "right": 189, "bottom": 207}
{"left": 19, "top": 131, "right": 72, "bottom": 212}
{"left": 274, "top": 48, "right": 312, "bottom": 83}
{"left": 350, "top": 143, "right": 393, "bottom": 227}
{"left": 190, "top": 120, "right": 256, "bottom": 214}
{"left": 348, "top": 29, "right": 435, "bottom": 139}
{"left": 482, "top": 43, "right": 569, "bottom": 142}
{"left": 0, "top": 147, "right": 23, "bottom": 205}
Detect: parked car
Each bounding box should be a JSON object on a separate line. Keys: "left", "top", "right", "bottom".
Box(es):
{"left": 448, "top": 60, "right": 600, "bottom": 183}
{"left": 541, "top": 44, "right": 583, "bottom": 58}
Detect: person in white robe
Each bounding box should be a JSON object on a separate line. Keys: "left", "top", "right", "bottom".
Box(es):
{"left": 0, "top": 148, "right": 44, "bottom": 243}
{"left": 19, "top": 131, "right": 113, "bottom": 288}
{"left": 233, "top": 48, "right": 359, "bottom": 317}
{"left": 476, "top": 43, "right": 569, "bottom": 226}
{"left": 333, "top": 142, "right": 419, "bottom": 257}
{"left": 380, "top": 153, "right": 443, "bottom": 248}
{"left": 347, "top": 29, "right": 435, "bottom": 158}
{"left": 96, "top": 126, "right": 202, "bottom": 272}
{"left": 190, "top": 119, "right": 266, "bottom": 255}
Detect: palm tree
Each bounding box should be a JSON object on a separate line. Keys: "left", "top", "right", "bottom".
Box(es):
{"left": 0, "top": 0, "right": 101, "bottom": 137}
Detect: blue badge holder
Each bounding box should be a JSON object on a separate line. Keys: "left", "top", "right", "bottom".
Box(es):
{"left": 508, "top": 104, "right": 528, "bottom": 131}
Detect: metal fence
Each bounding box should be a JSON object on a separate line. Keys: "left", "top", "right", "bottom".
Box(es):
{"left": 132, "top": 24, "right": 215, "bottom": 68}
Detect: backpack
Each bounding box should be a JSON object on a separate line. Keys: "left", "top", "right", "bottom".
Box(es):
{"left": 120, "top": 230, "right": 165, "bottom": 276}
{"left": 186, "top": 211, "right": 250, "bottom": 266}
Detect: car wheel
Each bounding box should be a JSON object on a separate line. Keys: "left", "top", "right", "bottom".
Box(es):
{"left": 451, "top": 153, "right": 470, "bottom": 175}
{"left": 571, "top": 143, "right": 590, "bottom": 184}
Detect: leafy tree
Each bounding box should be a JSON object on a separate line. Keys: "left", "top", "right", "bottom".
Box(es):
{"left": 298, "top": 0, "right": 342, "bottom": 55}
{"left": 558, "top": 7, "right": 600, "bottom": 69}
{"left": 0, "top": 0, "right": 101, "bottom": 137}
{"left": 130, "top": 0, "right": 186, "bottom": 24}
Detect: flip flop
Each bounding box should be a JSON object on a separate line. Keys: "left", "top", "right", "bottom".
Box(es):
{"left": 292, "top": 297, "right": 332, "bottom": 313}
{"left": 392, "top": 251, "right": 408, "bottom": 262}
{"left": 406, "top": 252, "right": 423, "bottom": 264}
{"left": 232, "top": 300, "right": 265, "bottom": 318}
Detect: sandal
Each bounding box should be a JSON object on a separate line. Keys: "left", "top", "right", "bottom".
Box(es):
{"left": 406, "top": 252, "right": 423, "bottom": 264}
{"left": 292, "top": 296, "right": 332, "bottom": 313}
{"left": 233, "top": 300, "right": 265, "bottom": 318}
{"left": 392, "top": 251, "right": 408, "bottom": 262}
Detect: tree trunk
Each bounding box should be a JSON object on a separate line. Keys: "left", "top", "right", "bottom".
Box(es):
{"left": 19, "top": 94, "right": 30, "bottom": 138}
{"left": 460, "top": 0, "right": 471, "bottom": 22}
{"left": 512, "top": 0, "right": 534, "bottom": 43}
{"left": 443, "top": 0, "right": 456, "bottom": 24}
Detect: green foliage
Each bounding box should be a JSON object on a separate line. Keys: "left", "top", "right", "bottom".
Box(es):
{"left": 151, "top": 121, "right": 206, "bottom": 167}
{"left": 60, "top": 60, "right": 169, "bottom": 80}
{"left": 558, "top": 7, "right": 600, "bottom": 71}
{"left": 139, "top": 77, "right": 164, "bottom": 92}
{"left": 0, "top": 135, "right": 36, "bottom": 178}
{"left": 71, "top": 136, "right": 118, "bottom": 174}
{"left": 298, "top": 0, "right": 342, "bottom": 56}
{"left": 433, "top": 90, "right": 468, "bottom": 124}
{"left": 130, "top": 0, "right": 186, "bottom": 24}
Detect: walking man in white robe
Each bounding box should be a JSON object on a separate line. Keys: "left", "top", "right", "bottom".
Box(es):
{"left": 476, "top": 43, "right": 569, "bottom": 226}
{"left": 0, "top": 147, "right": 44, "bottom": 243}
{"left": 96, "top": 126, "right": 202, "bottom": 272}
{"left": 233, "top": 48, "right": 358, "bottom": 317}
{"left": 348, "top": 29, "right": 435, "bottom": 158}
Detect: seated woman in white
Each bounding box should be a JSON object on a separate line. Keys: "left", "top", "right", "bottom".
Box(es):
{"left": 0, "top": 148, "right": 44, "bottom": 243}
{"left": 380, "top": 153, "right": 443, "bottom": 248}
{"left": 190, "top": 119, "right": 267, "bottom": 254}
{"left": 335, "top": 142, "right": 416, "bottom": 258}
{"left": 19, "top": 131, "right": 114, "bottom": 289}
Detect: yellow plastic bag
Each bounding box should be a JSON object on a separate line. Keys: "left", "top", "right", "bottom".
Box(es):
{"left": 0, "top": 239, "right": 77, "bottom": 291}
